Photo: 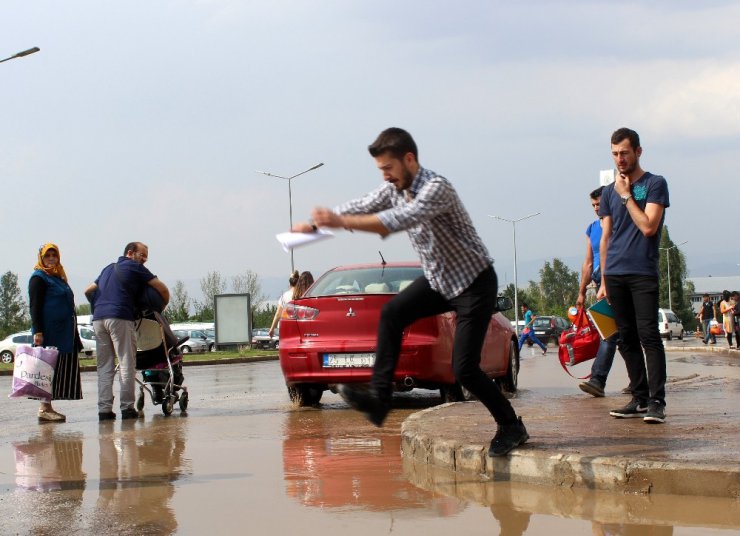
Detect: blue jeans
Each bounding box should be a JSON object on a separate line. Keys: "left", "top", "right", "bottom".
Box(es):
{"left": 590, "top": 334, "right": 618, "bottom": 387}
{"left": 605, "top": 275, "right": 666, "bottom": 406}
{"left": 702, "top": 319, "right": 716, "bottom": 343}
{"left": 372, "top": 266, "right": 518, "bottom": 425}
{"left": 518, "top": 329, "right": 546, "bottom": 351}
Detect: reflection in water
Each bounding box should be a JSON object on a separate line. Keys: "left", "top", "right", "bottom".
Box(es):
{"left": 281, "top": 407, "right": 465, "bottom": 516}
{"left": 404, "top": 459, "right": 738, "bottom": 534}
{"left": 93, "top": 417, "right": 190, "bottom": 535}
{"left": 13, "top": 427, "right": 86, "bottom": 534}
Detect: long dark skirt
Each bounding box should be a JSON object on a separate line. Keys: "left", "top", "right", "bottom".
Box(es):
{"left": 53, "top": 351, "right": 82, "bottom": 400}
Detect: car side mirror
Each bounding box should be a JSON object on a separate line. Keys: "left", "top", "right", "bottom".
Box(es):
{"left": 496, "top": 296, "right": 513, "bottom": 312}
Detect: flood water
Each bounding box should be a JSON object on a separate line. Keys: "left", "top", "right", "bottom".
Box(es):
{"left": 0, "top": 350, "right": 736, "bottom": 535}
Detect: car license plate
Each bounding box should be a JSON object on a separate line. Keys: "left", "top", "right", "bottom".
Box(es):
{"left": 323, "top": 353, "right": 375, "bottom": 368}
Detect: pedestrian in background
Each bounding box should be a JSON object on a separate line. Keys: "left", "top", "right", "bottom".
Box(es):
{"left": 85, "top": 242, "right": 169, "bottom": 421}
{"left": 29, "top": 243, "right": 83, "bottom": 423}
{"left": 719, "top": 290, "right": 735, "bottom": 348}
{"left": 294, "top": 127, "right": 529, "bottom": 457}
{"left": 293, "top": 271, "right": 314, "bottom": 300}
{"left": 269, "top": 270, "right": 300, "bottom": 338}
{"left": 597, "top": 127, "right": 670, "bottom": 424}
{"left": 697, "top": 293, "right": 717, "bottom": 345}
{"left": 576, "top": 187, "right": 622, "bottom": 397}
{"left": 731, "top": 291, "right": 740, "bottom": 349}
{"left": 518, "top": 303, "right": 547, "bottom": 356}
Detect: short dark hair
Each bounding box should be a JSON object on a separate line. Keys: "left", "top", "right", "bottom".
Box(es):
{"left": 368, "top": 127, "right": 418, "bottom": 161}
{"left": 703, "top": 293, "right": 710, "bottom": 298}
{"left": 123, "top": 242, "right": 140, "bottom": 256}
{"left": 520, "top": 302, "right": 528, "bottom": 309}
{"left": 611, "top": 127, "right": 640, "bottom": 149}
{"left": 590, "top": 186, "right": 604, "bottom": 200}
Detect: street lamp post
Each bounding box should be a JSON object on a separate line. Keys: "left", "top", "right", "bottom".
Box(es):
{"left": 0, "top": 47, "right": 40, "bottom": 64}
{"left": 489, "top": 212, "right": 540, "bottom": 335}
{"left": 659, "top": 240, "right": 688, "bottom": 311}
{"left": 256, "top": 163, "right": 324, "bottom": 271}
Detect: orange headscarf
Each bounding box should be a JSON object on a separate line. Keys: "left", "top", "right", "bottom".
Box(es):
{"left": 34, "top": 243, "right": 68, "bottom": 282}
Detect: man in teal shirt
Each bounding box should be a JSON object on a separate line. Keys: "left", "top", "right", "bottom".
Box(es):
{"left": 518, "top": 303, "right": 547, "bottom": 355}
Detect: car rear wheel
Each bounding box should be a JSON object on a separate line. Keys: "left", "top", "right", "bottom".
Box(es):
{"left": 667, "top": 331, "right": 672, "bottom": 341}
{"left": 495, "top": 340, "right": 519, "bottom": 394}
{"left": 181, "top": 346, "right": 191, "bottom": 353}
{"left": 678, "top": 330, "right": 683, "bottom": 340}
{"left": 440, "top": 383, "right": 475, "bottom": 403}
{"left": 0, "top": 350, "right": 13, "bottom": 364}
{"left": 287, "top": 384, "right": 323, "bottom": 407}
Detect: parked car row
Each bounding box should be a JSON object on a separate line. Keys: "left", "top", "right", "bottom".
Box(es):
{"left": 252, "top": 328, "right": 279, "bottom": 349}
{"left": 0, "top": 325, "right": 97, "bottom": 364}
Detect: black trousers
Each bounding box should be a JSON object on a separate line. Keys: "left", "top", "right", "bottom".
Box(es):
{"left": 605, "top": 274, "right": 667, "bottom": 406}
{"left": 371, "top": 266, "right": 518, "bottom": 425}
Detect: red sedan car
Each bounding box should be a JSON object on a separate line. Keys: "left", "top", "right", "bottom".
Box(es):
{"left": 278, "top": 262, "right": 519, "bottom": 406}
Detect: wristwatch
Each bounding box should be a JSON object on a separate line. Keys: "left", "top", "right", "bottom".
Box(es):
{"left": 621, "top": 194, "right": 632, "bottom": 206}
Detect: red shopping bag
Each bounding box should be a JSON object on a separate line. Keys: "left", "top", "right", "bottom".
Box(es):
{"left": 558, "top": 308, "right": 601, "bottom": 379}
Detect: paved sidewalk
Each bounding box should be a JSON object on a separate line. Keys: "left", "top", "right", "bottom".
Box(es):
{"left": 401, "top": 351, "right": 740, "bottom": 499}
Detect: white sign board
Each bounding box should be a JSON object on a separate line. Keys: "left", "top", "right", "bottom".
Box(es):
{"left": 214, "top": 294, "right": 251, "bottom": 345}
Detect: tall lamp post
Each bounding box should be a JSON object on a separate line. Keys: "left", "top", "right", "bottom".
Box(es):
{"left": 659, "top": 240, "right": 687, "bottom": 311}
{"left": 0, "top": 47, "right": 40, "bottom": 64}
{"left": 489, "top": 212, "right": 540, "bottom": 334}
{"left": 256, "top": 163, "right": 324, "bottom": 271}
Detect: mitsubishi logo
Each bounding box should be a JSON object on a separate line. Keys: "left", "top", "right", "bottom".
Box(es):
{"left": 346, "top": 307, "right": 356, "bottom": 317}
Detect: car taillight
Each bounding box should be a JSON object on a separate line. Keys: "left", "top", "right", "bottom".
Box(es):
{"left": 283, "top": 303, "right": 320, "bottom": 320}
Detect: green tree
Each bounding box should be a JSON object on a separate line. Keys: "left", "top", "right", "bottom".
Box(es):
{"left": 658, "top": 226, "right": 692, "bottom": 326}
{"left": 75, "top": 303, "right": 91, "bottom": 315}
{"left": 165, "top": 280, "right": 191, "bottom": 323}
{"left": 253, "top": 304, "right": 277, "bottom": 329}
{"left": 231, "top": 270, "right": 267, "bottom": 323}
{"left": 0, "top": 271, "right": 29, "bottom": 338}
{"left": 535, "top": 258, "right": 579, "bottom": 317}
{"left": 193, "top": 271, "right": 226, "bottom": 322}
{"left": 500, "top": 283, "right": 536, "bottom": 323}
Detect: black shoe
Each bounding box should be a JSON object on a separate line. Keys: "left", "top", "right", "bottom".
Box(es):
{"left": 621, "top": 386, "right": 632, "bottom": 394}
{"left": 121, "top": 408, "right": 141, "bottom": 420}
{"left": 338, "top": 384, "right": 390, "bottom": 427}
{"left": 488, "top": 417, "right": 529, "bottom": 457}
{"left": 579, "top": 379, "right": 605, "bottom": 397}
{"left": 98, "top": 412, "right": 116, "bottom": 421}
{"left": 643, "top": 402, "right": 666, "bottom": 424}
{"left": 609, "top": 398, "right": 648, "bottom": 418}
{"left": 702, "top": 340, "right": 708, "bottom": 345}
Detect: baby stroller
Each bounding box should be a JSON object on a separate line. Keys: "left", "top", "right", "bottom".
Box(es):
{"left": 134, "top": 310, "right": 189, "bottom": 416}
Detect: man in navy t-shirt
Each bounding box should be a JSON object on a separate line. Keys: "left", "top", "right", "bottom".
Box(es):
{"left": 597, "top": 128, "right": 670, "bottom": 424}
{"left": 85, "top": 242, "right": 169, "bottom": 421}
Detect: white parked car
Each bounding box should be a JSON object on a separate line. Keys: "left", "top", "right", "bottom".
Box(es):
{"left": 0, "top": 331, "right": 33, "bottom": 364}
{"left": 658, "top": 308, "right": 684, "bottom": 340}
{"left": 77, "top": 325, "right": 96, "bottom": 357}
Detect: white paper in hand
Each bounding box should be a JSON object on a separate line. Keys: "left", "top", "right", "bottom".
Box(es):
{"left": 276, "top": 229, "right": 334, "bottom": 253}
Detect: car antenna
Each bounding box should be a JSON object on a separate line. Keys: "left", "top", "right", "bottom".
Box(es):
{"left": 379, "top": 251, "right": 386, "bottom": 277}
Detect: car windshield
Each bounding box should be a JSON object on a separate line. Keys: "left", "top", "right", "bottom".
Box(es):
{"left": 305, "top": 266, "right": 423, "bottom": 297}
{"left": 533, "top": 318, "right": 550, "bottom": 328}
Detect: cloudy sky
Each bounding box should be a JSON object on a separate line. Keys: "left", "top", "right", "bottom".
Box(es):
{"left": 3, "top": 0, "right": 739, "bottom": 304}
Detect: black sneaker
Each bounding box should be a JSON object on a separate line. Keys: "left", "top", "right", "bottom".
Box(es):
{"left": 609, "top": 398, "right": 648, "bottom": 418}
{"left": 488, "top": 417, "right": 529, "bottom": 457}
{"left": 621, "top": 386, "right": 631, "bottom": 394}
{"left": 121, "top": 408, "right": 142, "bottom": 420}
{"left": 98, "top": 411, "right": 116, "bottom": 421}
{"left": 338, "top": 384, "right": 390, "bottom": 427}
{"left": 579, "top": 379, "right": 605, "bottom": 397}
{"left": 643, "top": 402, "right": 666, "bottom": 424}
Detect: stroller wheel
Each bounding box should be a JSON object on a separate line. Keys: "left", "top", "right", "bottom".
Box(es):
{"left": 136, "top": 393, "right": 145, "bottom": 412}
{"left": 179, "top": 390, "right": 189, "bottom": 412}
{"left": 162, "top": 387, "right": 174, "bottom": 416}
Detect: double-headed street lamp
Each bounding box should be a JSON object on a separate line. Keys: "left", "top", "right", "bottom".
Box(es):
{"left": 256, "top": 163, "right": 324, "bottom": 271}
{"left": 659, "top": 240, "right": 688, "bottom": 311}
{"left": 0, "top": 47, "right": 40, "bottom": 64}
{"left": 489, "top": 212, "right": 540, "bottom": 334}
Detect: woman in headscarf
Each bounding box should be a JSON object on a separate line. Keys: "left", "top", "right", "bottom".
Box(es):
{"left": 29, "top": 243, "right": 83, "bottom": 423}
